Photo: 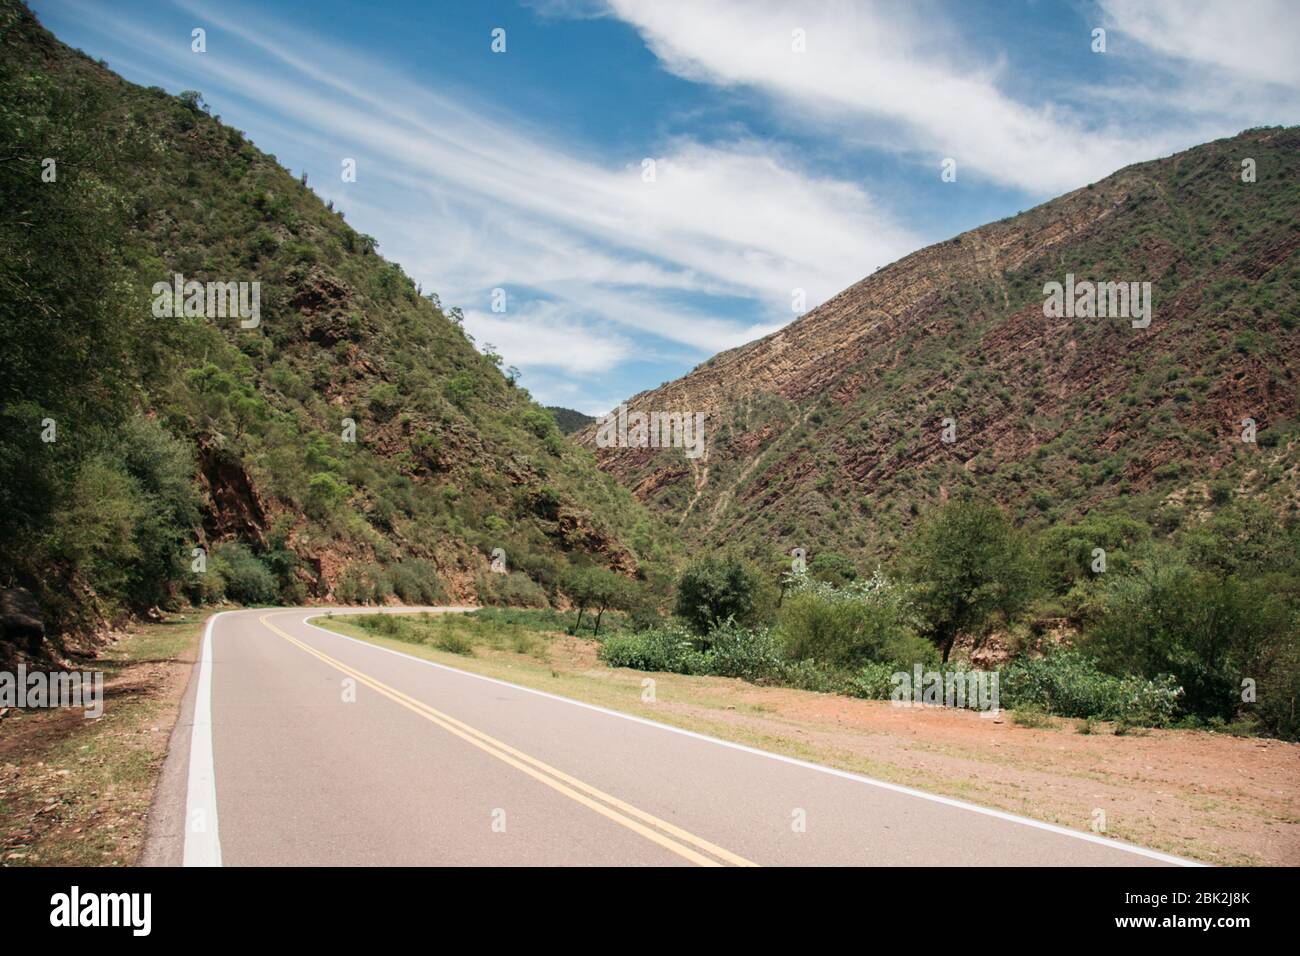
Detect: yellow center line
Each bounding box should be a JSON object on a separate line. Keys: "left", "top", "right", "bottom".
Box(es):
{"left": 259, "top": 613, "right": 758, "bottom": 868}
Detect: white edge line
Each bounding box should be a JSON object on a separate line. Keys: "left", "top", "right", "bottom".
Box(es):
{"left": 297, "top": 608, "right": 1205, "bottom": 868}
{"left": 182, "top": 610, "right": 230, "bottom": 867}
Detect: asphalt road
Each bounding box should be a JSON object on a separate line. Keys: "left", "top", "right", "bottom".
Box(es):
{"left": 144, "top": 607, "right": 1197, "bottom": 867}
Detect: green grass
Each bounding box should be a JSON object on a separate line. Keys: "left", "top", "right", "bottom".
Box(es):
{"left": 341, "top": 610, "right": 552, "bottom": 658}
{"left": 468, "top": 605, "right": 628, "bottom": 636}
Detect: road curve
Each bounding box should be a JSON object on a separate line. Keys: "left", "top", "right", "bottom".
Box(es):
{"left": 144, "top": 607, "right": 1198, "bottom": 867}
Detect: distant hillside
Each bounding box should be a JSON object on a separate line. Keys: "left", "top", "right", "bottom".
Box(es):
{"left": 546, "top": 407, "right": 595, "bottom": 436}
{"left": 0, "top": 0, "right": 677, "bottom": 641}
{"left": 578, "top": 127, "right": 1300, "bottom": 564}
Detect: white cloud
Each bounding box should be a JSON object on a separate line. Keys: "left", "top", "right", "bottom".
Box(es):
{"left": 1101, "top": 0, "right": 1300, "bottom": 89}
{"left": 603, "top": 0, "right": 1300, "bottom": 195}
{"left": 603, "top": 0, "right": 1159, "bottom": 194}
{"left": 462, "top": 302, "right": 632, "bottom": 374}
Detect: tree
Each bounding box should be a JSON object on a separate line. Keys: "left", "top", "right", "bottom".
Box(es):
{"left": 809, "top": 551, "right": 859, "bottom": 587}
{"left": 564, "top": 566, "right": 632, "bottom": 635}
{"left": 673, "top": 554, "right": 770, "bottom": 637}
{"left": 905, "top": 500, "right": 1035, "bottom": 661}
{"left": 1086, "top": 562, "right": 1294, "bottom": 723}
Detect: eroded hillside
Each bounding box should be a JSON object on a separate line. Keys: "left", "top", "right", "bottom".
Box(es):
{"left": 579, "top": 128, "right": 1300, "bottom": 562}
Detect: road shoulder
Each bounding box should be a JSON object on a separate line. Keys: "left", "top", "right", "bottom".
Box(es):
{"left": 0, "top": 613, "right": 206, "bottom": 866}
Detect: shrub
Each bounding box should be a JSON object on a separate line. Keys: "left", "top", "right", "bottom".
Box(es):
{"left": 1034, "top": 514, "right": 1150, "bottom": 597}
{"left": 480, "top": 570, "right": 548, "bottom": 607}
{"left": 705, "top": 620, "right": 784, "bottom": 681}
{"left": 387, "top": 558, "right": 445, "bottom": 604}
{"left": 1001, "top": 649, "right": 1181, "bottom": 725}
{"left": 599, "top": 623, "right": 705, "bottom": 674}
{"left": 1253, "top": 635, "right": 1300, "bottom": 741}
{"left": 777, "top": 658, "right": 851, "bottom": 694}
{"left": 1085, "top": 562, "right": 1292, "bottom": 722}
{"left": 808, "top": 551, "right": 859, "bottom": 586}
{"left": 521, "top": 408, "right": 555, "bottom": 439}
{"left": 364, "top": 613, "right": 407, "bottom": 637}
{"left": 851, "top": 661, "right": 901, "bottom": 699}
{"left": 367, "top": 383, "right": 401, "bottom": 421}
{"left": 211, "top": 541, "right": 278, "bottom": 605}
{"left": 431, "top": 621, "right": 475, "bottom": 655}
{"left": 336, "top": 562, "right": 391, "bottom": 604}
{"left": 777, "top": 571, "right": 935, "bottom": 668}
{"left": 305, "top": 472, "right": 350, "bottom": 520}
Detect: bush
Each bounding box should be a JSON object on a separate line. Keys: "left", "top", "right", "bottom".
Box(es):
{"left": 851, "top": 661, "right": 901, "bottom": 699}
{"left": 305, "top": 472, "right": 350, "bottom": 520}
{"left": 705, "top": 620, "right": 784, "bottom": 681}
{"left": 211, "top": 542, "right": 279, "bottom": 605}
{"left": 599, "top": 623, "right": 705, "bottom": 674}
{"left": 1034, "top": 514, "right": 1150, "bottom": 597}
{"left": 777, "top": 571, "right": 935, "bottom": 668}
{"left": 336, "top": 562, "right": 391, "bottom": 604}
{"left": 388, "top": 558, "right": 445, "bottom": 604}
{"left": 1085, "top": 562, "right": 1293, "bottom": 722}
{"left": 1254, "top": 636, "right": 1300, "bottom": 741}
{"left": 480, "top": 570, "right": 548, "bottom": 607}
{"left": 808, "top": 551, "right": 859, "bottom": 586}
{"left": 1001, "top": 650, "right": 1181, "bottom": 725}
{"left": 778, "top": 658, "right": 851, "bottom": 694}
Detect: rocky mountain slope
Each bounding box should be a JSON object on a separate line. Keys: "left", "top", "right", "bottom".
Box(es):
{"left": 578, "top": 128, "right": 1300, "bottom": 563}
{"left": 0, "top": 0, "right": 677, "bottom": 641}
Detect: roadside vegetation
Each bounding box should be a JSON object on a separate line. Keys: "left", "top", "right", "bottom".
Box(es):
{"left": 595, "top": 498, "right": 1300, "bottom": 741}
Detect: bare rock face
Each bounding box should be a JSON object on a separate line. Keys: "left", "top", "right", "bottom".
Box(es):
{"left": 0, "top": 587, "right": 46, "bottom": 662}
{"left": 292, "top": 269, "right": 358, "bottom": 345}
{"left": 196, "top": 438, "right": 269, "bottom": 549}
{"left": 577, "top": 128, "right": 1300, "bottom": 560}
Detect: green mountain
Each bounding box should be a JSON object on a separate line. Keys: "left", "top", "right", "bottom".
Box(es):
{"left": 578, "top": 127, "right": 1300, "bottom": 567}
{"left": 546, "top": 407, "right": 595, "bottom": 436}
{"left": 0, "top": 0, "right": 677, "bottom": 642}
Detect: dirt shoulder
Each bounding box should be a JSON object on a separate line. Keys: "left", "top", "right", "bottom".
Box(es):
{"left": 319, "top": 614, "right": 1300, "bottom": 866}
{"left": 0, "top": 614, "right": 205, "bottom": 865}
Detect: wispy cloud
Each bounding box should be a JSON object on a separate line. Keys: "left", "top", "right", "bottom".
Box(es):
{"left": 602, "top": 0, "right": 1300, "bottom": 195}
{"left": 66, "top": 0, "right": 921, "bottom": 405}
{"left": 1101, "top": 0, "right": 1300, "bottom": 89}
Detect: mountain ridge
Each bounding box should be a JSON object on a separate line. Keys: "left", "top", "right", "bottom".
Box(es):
{"left": 578, "top": 127, "right": 1300, "bottom": 562}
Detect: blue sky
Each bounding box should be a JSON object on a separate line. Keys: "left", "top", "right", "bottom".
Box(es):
{"left": 32, "top": 0, "right": 1300, "bottom": 414}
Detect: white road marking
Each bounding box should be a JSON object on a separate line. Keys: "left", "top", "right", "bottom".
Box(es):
{"left": 182, "top": 610, "right": 229, "bottom": 867}
{"left": 299, "top": 609, "right": 1205, "bottom": 868}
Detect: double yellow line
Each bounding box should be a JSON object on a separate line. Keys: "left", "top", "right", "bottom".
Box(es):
{"left": 260, "top": 614, "right": 757, "bottom": 867}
